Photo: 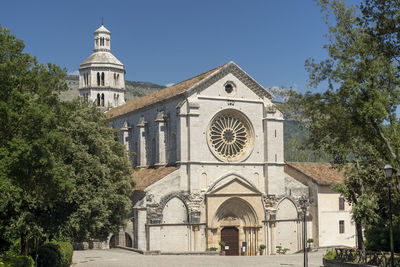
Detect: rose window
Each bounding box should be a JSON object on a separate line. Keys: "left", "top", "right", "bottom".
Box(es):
{"left": 207, "top": 110, "right": 254, "bottom": 162}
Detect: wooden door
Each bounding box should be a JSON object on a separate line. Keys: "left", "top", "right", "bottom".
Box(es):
{"left": 221, "top": 227, "right": 239, "bottom": 256}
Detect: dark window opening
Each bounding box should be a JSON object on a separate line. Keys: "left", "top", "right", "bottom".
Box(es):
{"left": 225, "top": 83, "right": 233, "bottom": 94}
{"left": 101, "top": 93, "right": 105, "bottom": 107}
{"left": 101, "top": 72, "right": 105, "bottom": 86}
{"left": 339, "top": 220, "right": 345, "bottom": 234}
{"left": 97, "top": 94, "right": 100, "bottom": 106}
{"left": 339, "top": 197, "right": 345, "bottom": 211}
{"left": 97, "top": 72, "right": 100, "bottom": 86}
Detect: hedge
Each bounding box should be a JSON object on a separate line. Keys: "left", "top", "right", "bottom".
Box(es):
{"left": 37, "top": 241, "right": 73, "bottom": 267}
{"left": 56, "top": 242, "right": 73, "bottom": 267}
{"left": 0, "top": 255, "right": 34, "bottom": 267}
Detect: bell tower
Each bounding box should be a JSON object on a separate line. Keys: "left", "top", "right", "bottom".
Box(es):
{"left": 79, "top": 24, "right": 126, "bottom": 110}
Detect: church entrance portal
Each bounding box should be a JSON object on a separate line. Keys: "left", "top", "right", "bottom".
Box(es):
{"left": 221, "top": 227, "right": 239, "bottom": 256}
{"left": 208, "top": 196, "right": 261, "bottom": 255}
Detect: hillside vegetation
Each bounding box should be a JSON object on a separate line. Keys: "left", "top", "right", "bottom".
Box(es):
{"left": 60, "top": 75, "right": 165, "bottom": 102}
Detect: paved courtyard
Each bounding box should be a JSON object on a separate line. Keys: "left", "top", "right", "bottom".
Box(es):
{"left": 72, "top": 248, "right": 325, "bottom": 267}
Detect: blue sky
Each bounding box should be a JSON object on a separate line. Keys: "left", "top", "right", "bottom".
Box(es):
{"left": 0, "top": 0, "right": 355, "bottom": 92}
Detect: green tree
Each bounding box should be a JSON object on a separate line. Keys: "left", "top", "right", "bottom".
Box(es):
{"left": 278, "top": 0, "right": 400, "bottom": 250}
{"left": 0, "top": 26, "right": 133, "bottom": 255}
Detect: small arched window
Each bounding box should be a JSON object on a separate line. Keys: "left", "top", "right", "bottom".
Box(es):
{"left": 97, "top": 72, "right": 100, "bottom": 86}
{"left": 97, "top": 94, "right": 100, "bottom": 106}
{"left": 101, "top": 72, "right": 105, "bottom": 86}
{"left": 101, "top": 93, "right": 105, "bottom": 107}
{"left": 100, "top": 37, "right": 104, "bottom": 46}
{"left": 85, "top": 73, "right": 89, "bottom": 86}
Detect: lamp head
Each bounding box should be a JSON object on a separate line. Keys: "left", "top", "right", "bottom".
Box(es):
{"left": 384, "top": 164, "right": 394, "bottom": 180}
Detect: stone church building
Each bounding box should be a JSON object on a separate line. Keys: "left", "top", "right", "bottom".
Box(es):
{"left": 78, "top": 25, "right": 356, "bottom": 255}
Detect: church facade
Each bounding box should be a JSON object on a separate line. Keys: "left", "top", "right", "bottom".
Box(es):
{"left": 78, "top": 25, "right": 356, "bottom": 255}
{"left": 108, "top": 61, "right": 301, "bottom": 256}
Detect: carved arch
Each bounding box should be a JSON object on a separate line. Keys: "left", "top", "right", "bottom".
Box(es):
{"left": 275, "top": 197, "right": 300, "bottom": 220}
{"left": 158, "top": 192, "right": 190, "bottom": 223}
{"left": 211, "top": 197, "right": 258, "bottom": 227}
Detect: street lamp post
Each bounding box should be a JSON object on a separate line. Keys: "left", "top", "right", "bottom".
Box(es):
{"left": 299, "top": 196, "right": 314, "bottom": 267}
{"left": 384, "top": 164, "right": 395, "bottom": 267}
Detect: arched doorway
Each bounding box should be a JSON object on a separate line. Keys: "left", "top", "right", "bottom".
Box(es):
{"left": 221, "top": 227, "right": 239, "bottom": 256}
{"left": 109, "top": 235, "right": 116, "bottom": 248}
{"left": 209, "top": 197, "right": 259, "bottom": 255}
{"left": 125, "top": 233, "right": 132, "bottom": 247}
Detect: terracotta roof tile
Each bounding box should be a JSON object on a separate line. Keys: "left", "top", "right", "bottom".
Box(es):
{"left": 133, "top": 166, "right": 178, "bottom": 190}
{"left": 286, "top": 162, "right": 345, "bottom": 185}
{"left": 107, "top": 64, "right": 226, "bottom": 118}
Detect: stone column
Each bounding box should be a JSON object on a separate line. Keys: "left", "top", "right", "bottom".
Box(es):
{"left": 193, "top": 225, "right": 199, "bottom": 251}
{"left": 270, "top": 222, "right": 276, "bottom": 254}
{"left": 249, "top": 228, "right": 253, "bottom": 255}
{"left": 253, "top": 228, "right": 256, "bottom": 256}
{"left": 244, "top": 228, "right": 247, "bottom": 255}
{"left": 137, "top": 117, "right": 148, "bottom": 167}
{"left": 155, "top": 111, "right": 167, "bottom": 166}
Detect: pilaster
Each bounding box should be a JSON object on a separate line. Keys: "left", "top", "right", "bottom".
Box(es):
{"left": 137, "top": 116, "right": 148, "bottom": 167}
{"left": 121, "top": 121, "right": 130, "bottom": 152}
{"left": 155, "top": 111, "right": 167, "bottom": 166}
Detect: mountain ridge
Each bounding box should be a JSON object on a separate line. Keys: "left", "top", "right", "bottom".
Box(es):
{"left": 60, "top": 75, "right": 166, "bottom": 102}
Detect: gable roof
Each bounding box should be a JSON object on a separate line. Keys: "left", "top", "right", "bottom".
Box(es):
{"left": 107, "top": 64, "right": 225, "bottom": 118}
{"left": 107, "top": 61, "right": 273, "bottom": 118}
{"left": 285, "top": 162, "right": 346, "bottom": 186}
{"left": 133, "top": 166, "right": 178, "bottom": 190}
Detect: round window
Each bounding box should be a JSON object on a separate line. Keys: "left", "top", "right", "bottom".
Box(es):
{"left": 225, "top": 83, "right": 234, "bottom": 94}
{"left": 207, "top": 109, "right": 254, "bottom": 162}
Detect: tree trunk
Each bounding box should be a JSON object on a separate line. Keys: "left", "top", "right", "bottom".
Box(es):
{"left": 20, "top": 233, "right": 29, "bottom": 255}
{"left": 356, "top": 221, "right": 364, "bottom": 250}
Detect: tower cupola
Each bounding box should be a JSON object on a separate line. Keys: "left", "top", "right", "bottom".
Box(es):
{"left": 94, "top": 25, "right": 111, "bottom": 52}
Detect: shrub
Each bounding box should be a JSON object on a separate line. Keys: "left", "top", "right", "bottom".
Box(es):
{"left": 324, "top": 249, "right": 337, "bottom": 260}
{"left": 259, "top": 244, "right": 266, "bottom": 250}
{"left": 0, "top": 255, "right": 34, "bottom": 267}
{"left": 276, "top": 246, "right": 290, "bottom": 254}
{"left": 208, "top": 247, "right": 218, "bottom": 251}
{"left": 37, "top": 241, "right": 73, "bottom": 267}
{"left": 38, "top": 245, "right": 61, "bottom": 267}
{"left": 56, "top": 242, "right": 73, "bottom": 266}
{"left": 218, "top": 241, "right": 226, "bottom": 249}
